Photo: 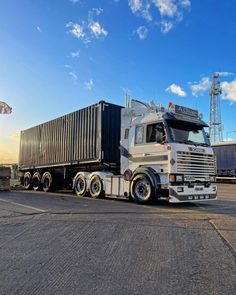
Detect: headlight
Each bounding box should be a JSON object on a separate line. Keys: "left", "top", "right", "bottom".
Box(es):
{"left": 176, "top": 175, "right": 184, "bottom": 182}
{"left": 210, "top": 176, "right": 215, "bottom": 182}
{"left": 169, "top": 174, "right": 184, "bottom": 182}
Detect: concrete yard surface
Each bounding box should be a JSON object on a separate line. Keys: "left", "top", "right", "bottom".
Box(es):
{"left": 0, "top": 183, "right": 236, "bottom": 295}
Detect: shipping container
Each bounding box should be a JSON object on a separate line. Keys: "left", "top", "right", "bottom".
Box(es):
{"left": 212, "top": 141, "right": 236, "bottom": 176}
{"left": 19, "top": 101, "right": 122, "bottom": 172}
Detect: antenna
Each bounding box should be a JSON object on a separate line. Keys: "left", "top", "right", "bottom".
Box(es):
{"left": 209, "top": 73, "right": 223, "bottom": 143}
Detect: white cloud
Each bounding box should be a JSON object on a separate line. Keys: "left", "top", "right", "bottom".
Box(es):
{"left": 67, "top": 8, "right": 108, "bottom": 44}
{"left": 69, "top": 0, "right": 79, "bottom": 4}
{"left": 141, "top": 4, "right": 153, "bottom": 21}
{"left": 37, "top": 26, "right": 42, "bottom": 33}
{"left": 128, "top": 0, "right": 191, "bottom": 37}
{"left": 89, "top": 21, "right": 108, "bottom": 38}
{"left": 153, "top": 0, "right": 177, "bottom": 17}
{"left": 166, "top": 83, "right": 186, "bottom": 97}
{"left": 190, "top": 77, "right": 211, "bottom": 96}
{"left": 71, "top": 50, "right": 80, "bottom": 58}
{"left": 189, "top": 72, "right": 235, "bottom": 99}
{"left": 128, "top": 0, "right": 152, "bottom": 21}
{"left": 64, "top": 64, "right": 72, "bottom": 68}
{"left": 180, "top": 0, "right": 191, "bottom": 8}
{"left": 221, "top": 80, "right": 236, "bottom": 102}
{"left": 85, "top": 79, "right": 94, "bottom": 90}
{"left": 136, "top": 26, "right": 148, "bottom": 40}
{"left": 129, "top": 0, "right": 142, "bottom": 13}
{"left": 217, "top": 71, "right": 234, "bottom": 77}
{"left": 91, "top": 8, "right": 103, "bottom": 16}
{"left": 66, "top": 22, "right": 84, "bottom": 39}
{"left": 69, "top": 71, "right": 78, "bottom": 81}
{"left": 160, "top": 21, "right": 173, "bottom": 33}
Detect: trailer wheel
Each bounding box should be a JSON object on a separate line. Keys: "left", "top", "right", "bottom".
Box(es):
{"left": 74, "top": 174, "right": 87, "bottom": 197}
{"left": 23, "top": 172, "right": 32, "bottom": 190}
{"left": 89, "top": 175, "right": 104, "bottom": 199}
{"left": 32, "top": 172, "right": 42, "bottom": 191}
{"left": 42, "top": 172, "right": 54, "bottom": 192}
{"left": 130, "top": 174, "right": 154, "bottom": 204}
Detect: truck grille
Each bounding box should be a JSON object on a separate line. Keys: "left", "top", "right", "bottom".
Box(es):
{"left": 176, "top": 151, "right": 216, "bottom": 178}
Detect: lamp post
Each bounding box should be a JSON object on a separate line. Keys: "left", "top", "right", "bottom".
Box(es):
{"left": 0, "top": 101, "right": 12, "bottom": 114}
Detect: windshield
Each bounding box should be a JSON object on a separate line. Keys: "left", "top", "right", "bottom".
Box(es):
{"left": 166, "top": 120, "right": 210, "bottom": 146}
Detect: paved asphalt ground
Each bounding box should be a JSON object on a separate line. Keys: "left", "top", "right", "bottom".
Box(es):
{"left": 0, "top": 184, "right": 236, "bottom": 295}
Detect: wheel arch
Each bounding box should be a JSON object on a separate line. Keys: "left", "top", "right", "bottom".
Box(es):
{"left": 131, "top": 167, "right": 161, "bottom": 196}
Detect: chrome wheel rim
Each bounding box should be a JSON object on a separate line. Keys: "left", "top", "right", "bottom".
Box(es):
{"left": 76, "top": 177, "right": 85, "bottom": 194}
{"left": 134, "top": 179, "right": 151, "bottom": 201}
{"left": 90, "top": 178, "right": 101, "bottom": 195}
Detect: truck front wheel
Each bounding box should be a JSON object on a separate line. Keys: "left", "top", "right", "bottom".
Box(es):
{"left": 130, "top": 174, "right": 154, "bottom": 204}
{"left": 74, "top": 174, "right": 87, "bottom": 197}
{"left": 89, "top": 175, "right": 104, "bottom": 199}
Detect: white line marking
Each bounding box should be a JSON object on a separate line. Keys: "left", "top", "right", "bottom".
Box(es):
{"left": 0, "top": 198, "right": 46, "bottom": 212}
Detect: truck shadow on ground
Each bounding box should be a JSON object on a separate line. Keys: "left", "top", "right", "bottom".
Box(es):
{"left": 149, "top": 198, "right": 236, "bottom": 218}
{"left": 7, "top": 188, "right": 236, "bottom": 218}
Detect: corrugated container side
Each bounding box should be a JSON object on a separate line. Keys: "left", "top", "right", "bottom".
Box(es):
{"left": 19, "top": 101, "right": 122, "bottom": 170}
{"left": 213, "top": 144, "right": 236, "bottom": 175}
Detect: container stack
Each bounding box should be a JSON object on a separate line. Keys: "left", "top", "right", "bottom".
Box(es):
{"left": 0, "top": 167, "right": 11, "bottom": 191}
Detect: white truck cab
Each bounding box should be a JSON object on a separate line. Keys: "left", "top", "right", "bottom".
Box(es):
{"left": 117, "top": 100, "right": 217, "bottom": 203}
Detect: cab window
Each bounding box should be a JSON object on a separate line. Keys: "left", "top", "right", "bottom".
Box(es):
{"left": 146, "top": 123, "right": 165, "bottom": 143}
{"left": 135, "top": 125, "right": 144, "bottom": 144}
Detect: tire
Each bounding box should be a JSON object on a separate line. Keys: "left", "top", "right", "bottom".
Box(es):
{"left": 130, "top": 174, "right": 154, "bottom": 204}
{"left": 32, "top": 172, "right": 42, "bottom": 191}
{"left": 89, "top": 175, "right": 104, "bottom": 199}
{"left": 74, "top": 174, "right": 87, "bottom": 197}
{"left": 42, "top": 172, "right": 54, "bottom": 192}
{"left": 23, "top": 172, "right": 32, "bottom": 190}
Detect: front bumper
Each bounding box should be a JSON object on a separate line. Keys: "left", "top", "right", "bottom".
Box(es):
{"left": 169, "top": 184, "right": 217, "bottom": 203}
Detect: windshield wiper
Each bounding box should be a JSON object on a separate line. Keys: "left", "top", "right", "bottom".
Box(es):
{"left": 182, "top": 140, "right": 198, "bottom": 146}
{"left": 183, "top": 140, "right": 210, "bottom": 147}
{"left": 197, "top": 143, "right": 210, "bottom": 147}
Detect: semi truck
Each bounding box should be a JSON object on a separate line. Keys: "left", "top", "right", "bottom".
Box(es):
{"left": 19, "top": 100, "right": 217, "bottom": 204}
{"left": 212, "top": 141, "right": 236, "bottom": 178}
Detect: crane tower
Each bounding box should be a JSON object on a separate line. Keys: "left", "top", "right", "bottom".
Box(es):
{"left": 209, "top": 73, "right": 223, "bottom": 143}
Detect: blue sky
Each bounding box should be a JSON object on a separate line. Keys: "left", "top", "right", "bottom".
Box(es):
{"left": 1, "top": 0, "right": 236, "bottom": 163}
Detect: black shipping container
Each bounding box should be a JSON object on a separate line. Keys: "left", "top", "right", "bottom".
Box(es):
{"left": 19, "top": 101, "right": 122, "bottom": 171}
{"left": 213, "top": 142, "right": 236, "bottom": 176}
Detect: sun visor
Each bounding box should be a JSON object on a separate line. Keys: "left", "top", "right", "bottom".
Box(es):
{"left": 164, "top": 112, "right": 209, "bottom": 127}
